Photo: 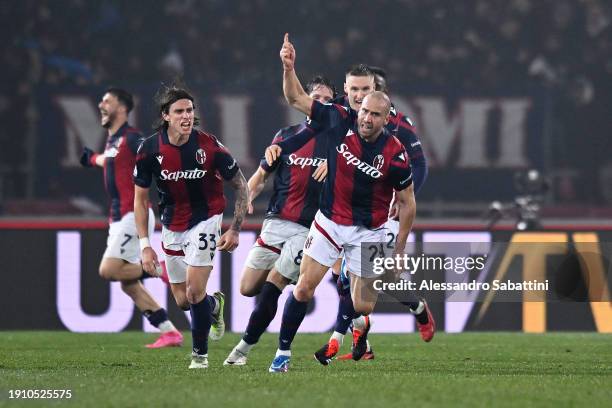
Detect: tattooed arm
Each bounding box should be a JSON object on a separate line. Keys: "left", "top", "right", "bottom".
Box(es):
{"left": 217, "top": 169, "right": 249, "bottom": 251}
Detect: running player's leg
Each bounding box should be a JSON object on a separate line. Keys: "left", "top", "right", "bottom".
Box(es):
{"left": 228, "top": 222, "right": 305, "bottom": 365}
{"left": 99, "top": 209, "right": 159, "bottom": 281}
{"left": 271, "top": 254, "right": 328, "bottom": 368}
{"left": 100, "top": 211, "right": 181, "bottom": 346}
{"left": 245, "top": 268, "right": 290, "bottom": 344}
{"left": 240, "top": 267, "right": 270, "bottom": 297}
{"left": 315, "top": 257, "right": 357, "bottom": 365}
{"left": 183, "top": 215, "right": 225, "bottom": 368}
{"left": 240, "top": 218, "right": 288, "bottom": 296}
{"left": 225, "top": 268, "right": 290, "bottom": 366}
{"left": 270, "top": 212, "right": 342, "bottom": 372}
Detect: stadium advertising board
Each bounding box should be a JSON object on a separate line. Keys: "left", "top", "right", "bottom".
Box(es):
{"left": 1, "top": 226, "right": 609, "bottom": 333}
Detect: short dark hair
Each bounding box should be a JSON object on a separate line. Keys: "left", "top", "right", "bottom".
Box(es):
{"left": 152, "top": 83, "right": 200, "bottom": 131}
{"left": 345, "top": 64, "right": 373, "bottom": 78}
{"left": 105, "top": 87, "right": 134, "bottom": 113}
{"left": 368, "top": 66, "right": 388, "bottom": 92}
{"left": 305, "top": 75, "right": 336, "bottom": 97}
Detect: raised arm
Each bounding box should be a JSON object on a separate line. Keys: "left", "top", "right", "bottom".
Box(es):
{"left": 280, "top": 33, "right": 313, "bottom": 116}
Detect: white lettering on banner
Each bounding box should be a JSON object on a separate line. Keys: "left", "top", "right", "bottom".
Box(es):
{"left": 56, "top": 96, "right": 138, "bottom": 167}
{"left": 286, "top": 154, "right": 326, "bottom": 169}
{"left": 56, "top": 231, "right": 133, "bottom": 332}
{"left": 56, "top": 231, "right": 219, "bottom": 333}
{"left": 392, "top": 95, "right": 531, "bottom": 168}
{"left": 455, "top": 100, "right": 494, "bottom": 168}
{"left": 57, "top": 93, "right": 533, "bottom": 172}
{"left": 231, "top": 232, "right": 257, "bottom": 332}
{"left": 57, "top": 97, "right": 104, "bottom": 167}
{"left": 216, "top": 95, "right": 252, "bottom": 167}
{"left": 422, "top": 232, "right": 491, "bottom": 333}
{"left": 336, "top": 143, "right": 383, "bottom": 178}
{"left": 160, "top": 168, "right": 207, "bottom": 181}
{"left": 497, "top": 99, "right": 531, "bottom": 167}
{"left": 56, "top": 230, "right": 502, "bottom": 333}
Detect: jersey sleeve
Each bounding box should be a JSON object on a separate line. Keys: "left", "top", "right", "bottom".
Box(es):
{"left": 388, "top": 148, "right": 413, "bottom": 191}
{"left": 309, "top": 101, "right": 350, "bottom": 130}
{"left": 126, "top": 131, "right": 144, "bottom": 155}
{"left": 259, "top": 129, "right": 285, "bottom": 172}
{"left": 214, "top": 142, "right": 240, "bottom": 180}
{"left": 275, "top": 125, "right": 316, "bottom": 157}
{"left": 133, "top": 141, "right": 154, "bottom": 188}
{"left": 394, "top": 115, "right": 427, "bottom": 193}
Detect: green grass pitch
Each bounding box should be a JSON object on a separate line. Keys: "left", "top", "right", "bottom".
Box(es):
{"left": 0, "top": 332, "right": 610, "bottom": 407}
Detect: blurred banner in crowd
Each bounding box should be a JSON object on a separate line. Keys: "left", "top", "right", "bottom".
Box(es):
{"left": 34, "top": 84, "right": 546, "bottom": 206}
{"left": 2, "top": 224, "right": 610, "bottom": 333}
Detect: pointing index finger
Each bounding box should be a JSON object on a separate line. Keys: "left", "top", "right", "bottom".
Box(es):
{"left": 284, "top": 33, "right": 289, "bottom": 43}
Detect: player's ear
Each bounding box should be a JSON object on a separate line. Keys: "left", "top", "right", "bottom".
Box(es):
{"left": 343, "top": 82, "right": 348, "bottom": 94}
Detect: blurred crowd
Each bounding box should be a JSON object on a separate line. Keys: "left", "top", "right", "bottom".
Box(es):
{"left": 2, "top": 0, "right": 611, "bottom": 207}
{"left": 8, "top": 0, "right": 611, "bottom": 90}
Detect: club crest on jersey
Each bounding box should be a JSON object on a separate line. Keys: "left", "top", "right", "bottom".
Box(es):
{"left": 336, "top": 143, "right": 382, "bottom": 178}
{"left": 196, "top": 148, "right": 206, "bottom": 165}
{"left": 373, "top": 154, "right": 384, "bottom": 170}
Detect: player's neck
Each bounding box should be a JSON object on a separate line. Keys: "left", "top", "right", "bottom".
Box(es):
{"left": 107, "top": 119, "right": 127, "bottom": 136}
{"left": 167, "top": 128, "right": 190, "bottom": 146}
{"left": 359, "top": 130, "right": 382, "bottom": 143}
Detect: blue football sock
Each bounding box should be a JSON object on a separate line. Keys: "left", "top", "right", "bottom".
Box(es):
{"left": 144, "top": 308, "right": 168, "bottom": 328}
{"left": 333, "top": 293, "right": 358, "bottom": 335}
{"left": 243, "top": 282, "right": 282, "bottom": 345}
{"left": 190, "top": 295, "right": 212, "bottom": 355}
{"left": 278, "top": 292, "right": 308, "bottom": 351}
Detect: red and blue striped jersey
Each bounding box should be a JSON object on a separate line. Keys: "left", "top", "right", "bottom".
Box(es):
{"left": 102, "top": 122, "right": 143, "bottom": 222}
{"left": 277, "top": 102, "right": 412, "bottom": 229}
{"left": 134, "top": 128, "right": 239, "bottom": 232}
{"left": 332, "top": 95, "right": 427, "bottom": 192}
{"left": 260, "top": 122, "right": 326, "bottom": 228}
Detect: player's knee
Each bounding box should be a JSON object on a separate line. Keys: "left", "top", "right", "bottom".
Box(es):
{"left": 186, "top": 286, "right": 205, "bottom": 305}
{"left": 293, "top": 285, "right": 314, "bottom": 302}
{"left": 98, "top": 265, "right": 116, "bottom": 281}
{"left": 239, "top": 280, "right": 260, "bottom": 297}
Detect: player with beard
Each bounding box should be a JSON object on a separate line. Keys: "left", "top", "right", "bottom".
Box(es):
{"left": 223, "top": 76, "right": 335, "bottom": 366}
{"left": 80, "top": 87, "right": 183, "bottom": 348}
{"left": 264, "top": 34, "right": 432, "bottom": 373}
{"left": 318, "top": 66, "right": 430, "bottom": 363}
{"left": 134, "top": 84, "right": 248, "bottom": 369}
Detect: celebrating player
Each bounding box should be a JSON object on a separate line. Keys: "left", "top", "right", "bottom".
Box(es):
{"left": 318, "top": 65, "right": 430, "bottom": 363}
{"left": 133, "top": 84, "right": 248, "bottom": 369}
{"left": 223, "top": 76, "right": 335, "bottom": 366}
{"left": 79, "top": 87, "right": 183, "bottom": 349}
{"left": 265, "top": 34, "right": 431, "bottom": 373}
